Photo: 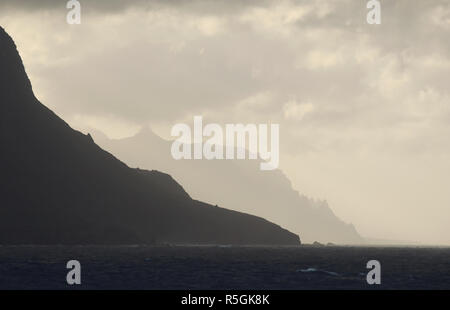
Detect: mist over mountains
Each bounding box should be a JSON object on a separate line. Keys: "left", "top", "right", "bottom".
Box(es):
{"left": 0, "top": 26, "right": 300, "bottom": 245}
{"left": 92, "top": 128, "right": 363, "bottom": 244}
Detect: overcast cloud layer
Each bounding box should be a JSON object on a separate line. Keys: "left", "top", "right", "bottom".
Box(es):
{"left": 1, "top": 0, "right": 450, "bottom": 244}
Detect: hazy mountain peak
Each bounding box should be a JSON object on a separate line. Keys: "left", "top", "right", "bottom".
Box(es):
{"left": 134, "top": 126, "right": 162, "bottom": 140}
{"left": 95, "top": 127, "right": 363, "bottom": 244}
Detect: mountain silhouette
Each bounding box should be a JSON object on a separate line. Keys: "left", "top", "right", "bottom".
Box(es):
{"left": 92, "top": 128, "right": 362, "bottom": 244}
{"left": 0, "top": 26, "right": 300, "bottom": 245}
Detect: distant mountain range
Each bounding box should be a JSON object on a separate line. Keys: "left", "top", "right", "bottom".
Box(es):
{"left": 92, "top": 127, "right": 363, "bottom": 244}
{"left": 0, "top": 26, "right": 299, "bottom": 245}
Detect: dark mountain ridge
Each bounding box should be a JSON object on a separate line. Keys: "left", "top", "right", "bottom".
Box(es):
{"left": 93, "top": 127, "right": 362, "bottom": 244}
{"left": 0, "top": 26, "right": 300, "bottom": 245}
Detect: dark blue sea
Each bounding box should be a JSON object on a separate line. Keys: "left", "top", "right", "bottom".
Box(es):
{"left": 0, "top": 245, "right": 449, "bottom": 290}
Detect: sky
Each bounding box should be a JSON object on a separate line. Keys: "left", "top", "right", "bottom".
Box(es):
{"left": 1, "top": 0, "right": 450, "bottom": 244}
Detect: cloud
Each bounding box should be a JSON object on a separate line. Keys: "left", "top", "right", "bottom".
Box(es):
{"left": 3, "top": 0, "right": 449, "bottom": 153}
{"left": 0, "top": 0, "right": 274, "bottom": 14}
{"left": 2, "top": 0, "right": 450, "bottom": 244}
{"left": 283, "top": 100, "right": 314, "bottom": 120}
{"left": 0, "top": 0, "right": 147, "bottom": 13}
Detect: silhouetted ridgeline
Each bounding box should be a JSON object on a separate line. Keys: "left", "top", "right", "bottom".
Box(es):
{"left": 0, "top": 26, "right": 299, "bottom": 245}
{"left": 93, "top": 128, "right": 362, "bottom": 244}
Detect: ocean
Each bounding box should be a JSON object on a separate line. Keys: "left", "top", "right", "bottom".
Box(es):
{"left": 0, "top": 245, "right": 449, "bottom": 290}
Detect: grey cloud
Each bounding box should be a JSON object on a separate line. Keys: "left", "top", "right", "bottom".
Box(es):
{"left": 2, "top": 0, "right": 450, "bottom": 243}
{"left": 0, "top": 0, "right": 272, "bottom": 14}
